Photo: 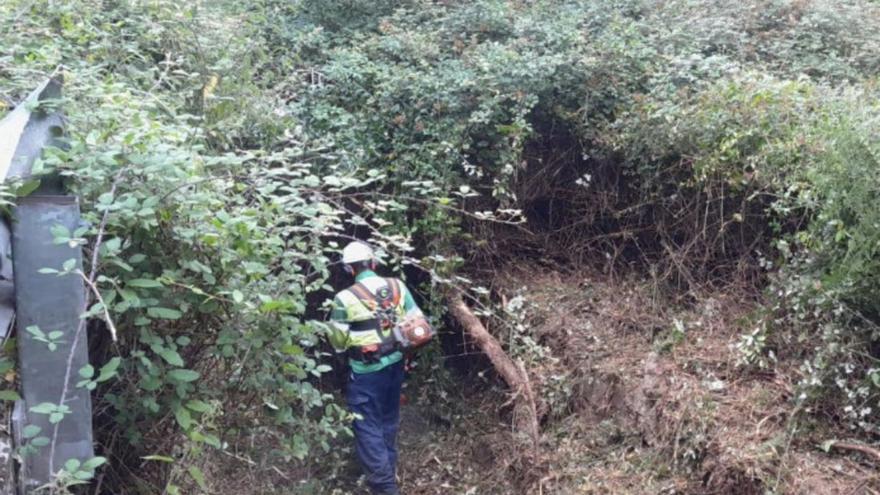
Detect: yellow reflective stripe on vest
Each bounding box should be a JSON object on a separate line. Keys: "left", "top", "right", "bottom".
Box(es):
{"left": 348, "top": 329, "right": 382, "bottom": 347}
{"left": 337, "top": 289, "right": 374, "bottom": 322}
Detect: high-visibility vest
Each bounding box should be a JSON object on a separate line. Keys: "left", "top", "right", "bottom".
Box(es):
{"left": 335, "top": 277, "right": 404, "bottom": 349}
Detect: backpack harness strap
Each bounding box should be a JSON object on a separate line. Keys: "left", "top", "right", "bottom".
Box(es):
{"left": 346, "top": 279, "right": 401, "bottom": 364}
{"left": 386, "top": 278, "right": 401, "bottom": 306}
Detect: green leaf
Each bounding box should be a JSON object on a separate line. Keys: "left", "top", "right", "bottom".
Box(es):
{"left": 64, "top": 458, "right": 81, "bottom": 473}
{"left": 111, "top": 259, "right": 134, "bottom": 272}
{"left": 168, "top": 369, "right": 200, "bottom": 382}
{"left": 188, "top": 465, "right": 208, "bottom": 490}
{"left": 49, "top": 224, "right": 70, "bottom": 242}
{"left": 49, "top": 412, "right": 65, "bottom": 424}
{"left": 128, "top": 278, "right": 163, "bottom": 288}
{"left": 31, "top": 157, "right": 45, "bottom": 175}
{"left": 73, "top": 470, "right": 94, "bottom": 481}
{"left": 118, "top": 289, "right": 138, "bottom": 302}
{"left": 22, "top": 425, "right": 41, "bottom": 438}
{"left": 31, "top": 436, "right": 50, "bottom": 447}
{"left": 200, "top": 433, "right": 221, "bottom": 449}
{"left": 0, "top": 390, "right": 20, "bottom": 401}
{"left": 173, "top": 405, "right": 192, "bottom": 430}
{"left": 185, "top": 400, "right": 211, "bottom": 413}
{"left": 78, "top": 364, "right": 94, "bottom": 379}
{"left": 141, "top": 455, "right": 174, "bottom": 463}
{"left": 259, "top": 300, "right": 293, "bottom": 313}
{"left": 280, "top": 344, "right": 303, "bottom": 356}
{"left": 15, "top": 180, "right": 41, "bottom": 197}
{"left": 82, "top": 456, "right": 107, "bottom": 471}
{"left": 96, "top": 357, "right": 121, "bottom": 382}
{"left": 30, "top": 402, "right": 56, "bottom": 414}
{"left": 820, "top": 439, "right": 837, "bottom": 453}
{"left": 26, "top": 325, "right": 45, "bottom": 339}
{"left": 159, "top": 349, "right": 184, "bottom": 367}
{"left": 147, "top": 307, "right": 182, "bottom": 320}
{"left": 140, "top": 376, "right": 161, "bottom": 391}
{"left": 232, "top": 290, "right": 244, "bottom": 303}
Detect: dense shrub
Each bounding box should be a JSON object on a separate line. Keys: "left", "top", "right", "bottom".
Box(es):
{"left": 1, "top": 1, "right": 446, "bottom": 491}
{"left": 277, "top": 0, "right": 880, "bottom": 438}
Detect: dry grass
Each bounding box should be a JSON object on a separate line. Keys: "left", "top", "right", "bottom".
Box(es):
{"left": 479, "top": 266, "right": 880, "bottom": 494}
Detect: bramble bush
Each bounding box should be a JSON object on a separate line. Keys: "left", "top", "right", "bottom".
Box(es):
{"left": 277, "top": 0, "right": 880, "bottom": 440}
{"left": 611, "top": 63, "right": 880, "bottom": 437}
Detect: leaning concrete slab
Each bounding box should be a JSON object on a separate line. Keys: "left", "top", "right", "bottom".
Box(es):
{"left": 13, "top": 196, "right": 93, "bottom": 491}
{"left": 0, "top": 77, "right": 94, "bottom": 493}
{"left": 0, "top": 78, "right": 64, "bottom": 183}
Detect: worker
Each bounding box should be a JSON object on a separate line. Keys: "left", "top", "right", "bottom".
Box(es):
{"left": 328, "top": 241, "right": 427, "bottom": 495}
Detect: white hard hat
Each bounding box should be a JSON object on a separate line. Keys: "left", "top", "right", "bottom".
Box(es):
{"left": 342, "top": 241, "right": 375, "bottom": 265}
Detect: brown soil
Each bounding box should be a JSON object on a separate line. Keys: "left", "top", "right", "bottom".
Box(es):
{"left": 393, "top": 266, "right": 880, "bottom": 495}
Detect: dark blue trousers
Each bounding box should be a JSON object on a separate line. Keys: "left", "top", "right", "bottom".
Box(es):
{"left": 347, "top": 360, "right": 404, "bottom": 495}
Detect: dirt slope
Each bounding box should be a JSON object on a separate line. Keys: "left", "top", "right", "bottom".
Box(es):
{"left": 392, "top": 268, "right": 879, "bottom": 494}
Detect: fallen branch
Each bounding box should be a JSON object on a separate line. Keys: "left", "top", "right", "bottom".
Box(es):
{"left": 828, "top": 441, "right": 880, "bottom": 463}
{"left": 447, "top": 290, "right": 540, "bottom": 448}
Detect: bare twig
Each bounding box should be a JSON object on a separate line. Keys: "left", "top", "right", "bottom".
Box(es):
{"left": 336, "top": 190, "right": 531, "bottom": 230}
{"left": 48, "top": 171, "right": 124, "bottom": 476}
{"left": 79, "top": 272, "right": 117, "bottom": 342}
